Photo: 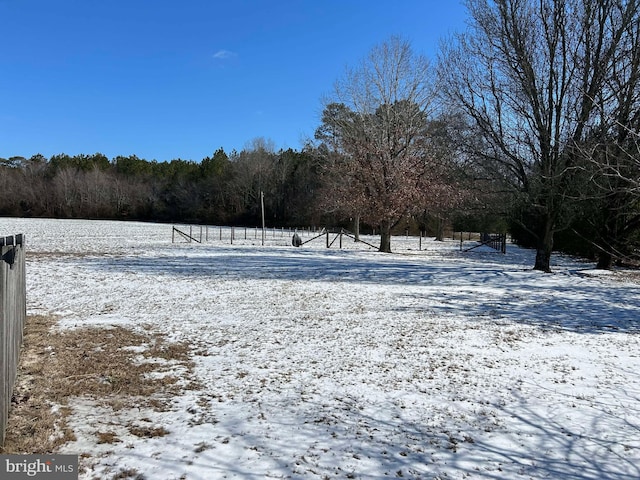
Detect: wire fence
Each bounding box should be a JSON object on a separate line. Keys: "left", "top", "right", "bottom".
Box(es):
{"left": 171, "top": 225, "right": 508, "bottom": 254}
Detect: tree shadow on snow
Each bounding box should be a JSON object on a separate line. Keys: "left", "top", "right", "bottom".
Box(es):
{"left": 84, "top": 245, "right": 640, "bottom": 334}
{"left": 109, "top": 378, "right": 640, "bottom": 479}
{"left": 447, "top": 380, "right": 640, "bottom": 480}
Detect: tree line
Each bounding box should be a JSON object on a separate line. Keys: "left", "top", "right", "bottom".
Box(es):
{"left": 1, "top": 0, "right": 639, "bottom": 271}
{"left": 0, "top": 140, "right": 324, "bottom": 227}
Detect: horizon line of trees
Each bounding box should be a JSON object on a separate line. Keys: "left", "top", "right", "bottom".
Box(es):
{"left": 0, "top": 140, "right": 325, "bottom": 228}
{"left": 0, "top": 139, "right": 473, "bottom": 234}
{"left": 2, "top": 131, "right": 638, "bottom": 269}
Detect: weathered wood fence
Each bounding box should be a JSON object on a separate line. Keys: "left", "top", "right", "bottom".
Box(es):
{"left": 0, "top": 234, "right": 26, "bottom": 447}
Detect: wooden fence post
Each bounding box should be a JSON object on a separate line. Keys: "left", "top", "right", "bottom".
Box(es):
{"left": 0, "top": 235, "right": 26, "bottom": 447}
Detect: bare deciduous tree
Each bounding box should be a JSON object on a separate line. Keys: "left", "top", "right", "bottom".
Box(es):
{"left": 439, "top": 0, "right": 640, "bottom": 271}
{"left": 317, "top": 36, "right": 436, "bottom": 252}
{"left": 582, "top": 11, "right": 640, "bottom": 268}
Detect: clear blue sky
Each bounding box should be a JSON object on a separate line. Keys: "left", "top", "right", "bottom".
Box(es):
{"left": 0, "top": 0, "right": 467, "bottom": 162}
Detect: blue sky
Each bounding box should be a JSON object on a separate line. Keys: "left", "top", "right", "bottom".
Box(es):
{"left": 0, "top": 1, "right": 467, "bottom": 162}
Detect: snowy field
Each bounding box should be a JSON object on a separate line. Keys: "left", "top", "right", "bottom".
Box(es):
{"left": 2, "top": 217, "right": 640, "bottom": 479}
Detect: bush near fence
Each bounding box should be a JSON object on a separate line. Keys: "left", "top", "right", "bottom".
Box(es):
{"left": 0, "top": 234, "right": 26, "bottom": 447}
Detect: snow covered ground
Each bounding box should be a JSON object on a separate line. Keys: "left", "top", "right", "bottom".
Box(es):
{"left": 2, "top": 217, "right": 640, "bottom": 479}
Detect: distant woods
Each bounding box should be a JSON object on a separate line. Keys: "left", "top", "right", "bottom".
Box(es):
{"left": 0, "top": 144, "right": 324, "bottom": 227}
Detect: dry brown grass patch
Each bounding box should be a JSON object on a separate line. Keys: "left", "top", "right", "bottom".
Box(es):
{"left": 96, "top": 431, "right": 121, "bottom": 444}
{"left": 111, "top": 468, "right": 145, "bottom": 479}
{"left": 1, "top": 314, "right": 196, "bottom": 454}
{"left": 128, "top": 425, "right": 170, "bottom": 438}
{"left": 616, "top": 270, "right": 640, "bottom": 283}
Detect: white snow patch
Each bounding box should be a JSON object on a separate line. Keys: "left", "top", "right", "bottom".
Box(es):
{"left": 2, "top": 217, "right": 640, "bottom": 479}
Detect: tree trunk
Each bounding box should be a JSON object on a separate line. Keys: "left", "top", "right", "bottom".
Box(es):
{"left": 435, "top": 216, "right": 445, "bottom": 242}
{"left": 596, "top": 251, "right": 613, "bottom": 270}
{"left": 353, "top": 214, "right": 360, "bottom": 242}
{"left": 533, "top": 220, "right": 554, "bottom": 272}
{"left": 379, "top": 220, "right": 392, "bottom": 253}
{"left": 596, "top": 203, "right": 619, "bottom": 270}
{"left": 534, "top": 246, "right": 552, "bottom": 273}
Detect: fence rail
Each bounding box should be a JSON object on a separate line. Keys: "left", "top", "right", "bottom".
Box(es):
{"left": 462, "top": 232, "right": 507, "bottom": 254}
{"left": 171, "top": 225, "right": 486, "bottom": 251}
{"left": 171, "top": 225, "right": 316, "bottom": 246}
{"left": 0, "top": 234, "right": 26, "bottom": 447}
